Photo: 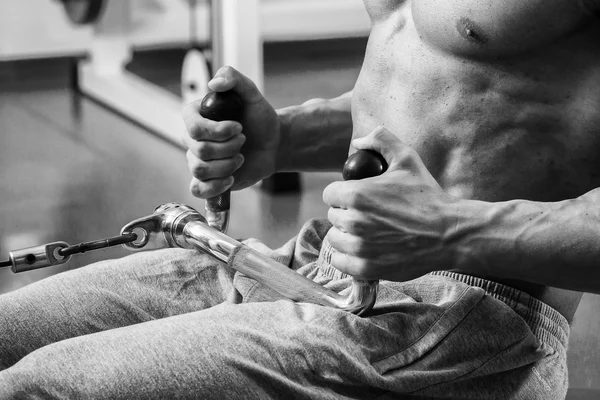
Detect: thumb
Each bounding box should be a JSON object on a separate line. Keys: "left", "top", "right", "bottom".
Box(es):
{"left": 208, "top": 66, "right": 263, "bottom": 104}
{"left": 351, "top": 126, "right": 408, "bottom": 170}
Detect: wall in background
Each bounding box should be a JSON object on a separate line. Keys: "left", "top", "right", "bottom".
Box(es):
{"left": 0, "top": 0, "right": 370, "bottom": 61}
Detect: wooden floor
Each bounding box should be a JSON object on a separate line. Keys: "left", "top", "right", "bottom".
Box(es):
{"left": 0, "top": 38, "right": 598, "bottom": 394}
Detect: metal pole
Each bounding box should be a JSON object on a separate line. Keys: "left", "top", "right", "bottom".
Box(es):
{"left": 211, "top": 0, "right": 263, "bottom": 92}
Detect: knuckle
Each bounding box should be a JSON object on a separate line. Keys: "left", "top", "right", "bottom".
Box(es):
{"left": 201, "top": 185, "right": 219, "bottom": 198}
{"left": 346, "top": 187, "right": 366, "bottom": 208}
{"left": 189, "top": 180, "right": 205, "bottom": 198}
{"left": 195, "top": 142, "right": 212, "bottom": 159}
{"left": 191, "top": 183, "right": 215, "bottom": 199}
{"left": 399, "top": 147, "right": 417, "bottom": 163}
{"left": 345, "top": 218, "right": 364, "bottom": 235}
{"left": 188, "top": 120, "right": 207, "bottom": 140}
{"left": 371, "top": 127, "right": 387, "bottom": 141}
{"left": 212, "top": 124, "right": 231, "bottom": 140}
{"left": 219, "top": 65, "right": 236, "bottom": 77}
{"left": 190, "top": 161, "right": 208, "bottom": 178}
{"left": 352, "top": 238, "right": 370, "bottom": 257}
{"left": 352, "top": 258, "right": 370, "bottom": 278}
{"left": 223, "top": 146, "right": 240, "bottom": 160}
{"left": 225, "top": 158, "right": 242, "bottom": 175}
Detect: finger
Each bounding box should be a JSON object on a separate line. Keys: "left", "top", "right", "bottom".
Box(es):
{"left": 189, "top": 177, "right": 235, "bottom": 199}
{"left": 325, "top": 239, "right": 369, "bottom": 279}
{"left": 330, "top": 251, "right": 371, "bottom": 279}
{"left": 187, "top": 151, "right": 245, "bottom": 180}
{"left": 327, "top": 207, "right": 367, "bottom": 235}
{"left": 184, "top": 134, "right": 246, "bottom": 161}
{"left": 355, "top": 127, "right": 443, "bottom": 188}
{"left": 207, "top": 66, "right": 263, "bottom": 104}
{"left": 322, "top": 181, "right": 366, "bottom": 209}
{"left": 351, "top": 126, "right": 414, "bottom": 170}
{"left": 326, "top": 226, "right": 374, "bottom": 259}
{"left": 182, "top": 110, "right": 243, "bottom": 142}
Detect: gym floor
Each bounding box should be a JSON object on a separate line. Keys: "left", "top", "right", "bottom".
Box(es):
{"left": 0, "top": 38, "right": 598, "bottom": 396}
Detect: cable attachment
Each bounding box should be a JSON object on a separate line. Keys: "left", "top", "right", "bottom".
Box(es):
{"left": 0, "top": 233, "right": 139, "bottom": 273}
{"left": 2, "top": 242, "right": 71, "bottom": 274}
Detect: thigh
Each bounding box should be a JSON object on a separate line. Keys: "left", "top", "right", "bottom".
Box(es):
{"left": 0, "top": 274, "right": 559, "bottom": 400}
{"left": 0, "top": 300, "right": 403, "bottom": 400}
{"left": 0, "top": 248, "right": 237, "bottom": 369}
{"left": 373, "top": 275, "right": 564, "bottom": 400}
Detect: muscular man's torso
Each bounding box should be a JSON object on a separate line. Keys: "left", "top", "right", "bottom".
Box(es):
{"left": 352, "top": 0, "right": 600, "bottom": 321}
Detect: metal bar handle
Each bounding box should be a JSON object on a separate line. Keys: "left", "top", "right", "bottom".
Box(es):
{"left": 121, "top": 202, "right": 377, "bottom": 315}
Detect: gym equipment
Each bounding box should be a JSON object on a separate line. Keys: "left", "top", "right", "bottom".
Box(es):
{"left": 119, "top": 196, "right": 379, "bottom": 315}
{"left": 59, "top": 0, "right": 106, "bottom": 25}
{"left": 68, "top": 0, "right": 262, "bottom": 147}
{"left": 199, "top": 90, "right": 244, "bottom": 233}
{"left": 181, "top": 0, "right": 212, "bottom": 105}
{"left": 57, "top": 0, "right": 298, "bottom": 194}
{"left": 0, "top": 151, "right": 385, "bottom": 314}
{"left": 1, "top": 89, "right": 386, "bottom": 315}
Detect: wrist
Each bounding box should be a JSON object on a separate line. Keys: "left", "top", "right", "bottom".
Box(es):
{"left": 274, "top": 104, "right": 298, "bottom": 173}
{"left": 443, "top": 198, "right": 502, "bottom": 274}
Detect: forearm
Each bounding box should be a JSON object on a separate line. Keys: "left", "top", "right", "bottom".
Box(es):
{"left": 275, "top": 91, "right": 353, "bottom": 172}
{"left": 450, "top": 190, "right": 600, "bottom": 293}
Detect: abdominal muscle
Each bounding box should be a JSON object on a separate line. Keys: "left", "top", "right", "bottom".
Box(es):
{"left": 352, "top": 1, "right": 600, "bottom": 321}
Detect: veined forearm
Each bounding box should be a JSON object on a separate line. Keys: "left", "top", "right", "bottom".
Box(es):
{"left": 275, "top": 92, "right": 353, "bottom": 172}
{"left": 451, "top": 190, "right": 600, "bottom": 294}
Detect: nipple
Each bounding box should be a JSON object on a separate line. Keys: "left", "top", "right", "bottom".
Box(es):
{"left": 457, "top": 18, "right": 488, "bottom": 45}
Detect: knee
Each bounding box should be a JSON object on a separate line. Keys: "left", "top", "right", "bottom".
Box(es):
{"left": 0, "top": 291, "right": 42, "bottom": 370}
{"left": 0, "top": 273, "right": 82, "bottom": 370}
{"left": 0, "top": 360, "right": 57, "bottom": 399}
{"left": 0, "top": 342, "right": 94, "bottom": 400}
{"left": 0, "top": 263, "right": 119, "bottom": 371}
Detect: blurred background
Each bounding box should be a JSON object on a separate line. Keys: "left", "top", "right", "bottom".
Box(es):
{"left": 0, "top": 0, "right": 597, "bottom": 396}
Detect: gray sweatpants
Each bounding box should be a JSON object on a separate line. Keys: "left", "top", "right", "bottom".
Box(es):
{"left": 0, "top": 218, "right": 569, "bottom": 399}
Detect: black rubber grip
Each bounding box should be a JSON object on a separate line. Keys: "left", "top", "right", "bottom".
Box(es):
{"left": 199, "top": 91, "right": 244, "bottom": 122}
{"left": 342, "top": 150, "right": 388, "bottom": 181}
{"left": 199, "top": 91, "right": 244, "bottom": 212}
{"left": 205, "top": 193, "right": 231, "bottom": 212}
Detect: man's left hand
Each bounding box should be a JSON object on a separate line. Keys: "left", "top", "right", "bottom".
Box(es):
{"left": 323, "top": 126, "right": 460, "bottom": 281}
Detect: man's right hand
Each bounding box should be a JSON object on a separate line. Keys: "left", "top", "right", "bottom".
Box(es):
{"left": 182, "top": 66, "right": 281, "bottom": 199}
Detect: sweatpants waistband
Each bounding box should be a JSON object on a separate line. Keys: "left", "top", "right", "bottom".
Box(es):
{"left": 318, "top": 239, "right": 569, "bottom": 353}
{"left": 429, "top": 271, "right": 569, "bottom": 353}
